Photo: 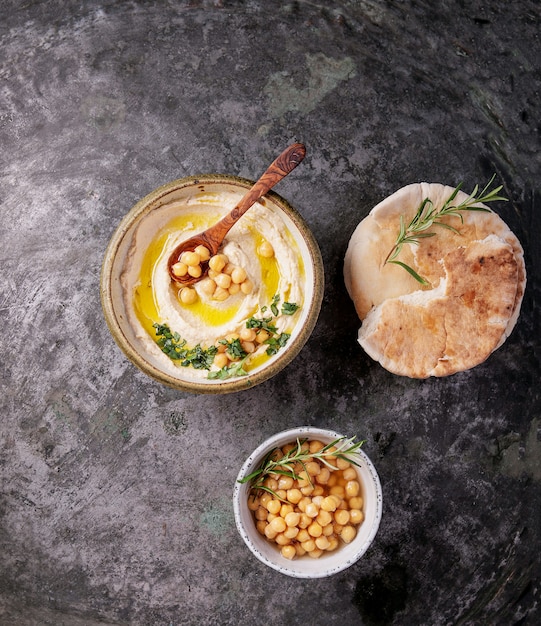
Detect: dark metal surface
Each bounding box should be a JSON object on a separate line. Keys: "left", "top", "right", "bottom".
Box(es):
{"left": 1, "top": 1, "right": 539, "bottom": 624}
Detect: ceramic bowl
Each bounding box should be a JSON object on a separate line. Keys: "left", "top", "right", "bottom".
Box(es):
{"left": 100, "top": 175, "right": 324, "bottom": 394}
{"left": 233, "top": 427, "right": 383, "bottom": 578}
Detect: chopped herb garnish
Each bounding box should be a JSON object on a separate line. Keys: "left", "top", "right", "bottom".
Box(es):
{"left": 282, "top": 302, "right": 300, "bottom": 315}
{"left": 265, "top": 332, "right": 291, "bottom": 356}
{"left": 246, "top": 316, "right": 278, "bottom": 334}
{"left": 270, "top": 294, "right": 280, "bottom": 316}
{"left": 219, "top": 337, "right": 248, "bottom": 361}
{"left": 152, "top": 296, "right": 300, "bottom": 379}
{"left": 153, "top": 323, "right": 217, "bottom": 370}
{"left": 208, "top": 359, "right": 249, "bottom": 380}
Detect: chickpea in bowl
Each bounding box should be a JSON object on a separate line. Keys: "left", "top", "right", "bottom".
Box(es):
{"left": 233, "top": 427, "right": 383, "bottom": 578}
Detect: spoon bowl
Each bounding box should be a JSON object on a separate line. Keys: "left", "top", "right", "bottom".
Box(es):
{"left": 167, "top": 142, "right": 306, "bottom": 285}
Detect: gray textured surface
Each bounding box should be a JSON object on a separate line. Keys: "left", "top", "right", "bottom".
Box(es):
{"left": 1, "top": 1, "right": 540, "bottom": 624}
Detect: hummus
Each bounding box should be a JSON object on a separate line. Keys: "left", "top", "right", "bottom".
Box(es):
{"left": 121, "top": 192, "right": 306, "bottom": 380}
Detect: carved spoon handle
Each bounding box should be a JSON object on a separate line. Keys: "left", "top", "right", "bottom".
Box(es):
{"left": 201, "top": 142, "right": 306, "bottom": 251}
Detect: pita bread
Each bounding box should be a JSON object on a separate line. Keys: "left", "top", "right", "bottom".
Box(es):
{"left": 344, "top": 183, "right": 526, "bottom": 378}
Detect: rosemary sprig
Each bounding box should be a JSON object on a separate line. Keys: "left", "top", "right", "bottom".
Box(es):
{"left": 384, "top": 175, "right": 507, "bottom": 285}
{"left": 238, "top": 436, "right": 365, "bottom": 499}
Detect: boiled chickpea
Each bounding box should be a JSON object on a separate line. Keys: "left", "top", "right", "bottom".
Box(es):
{"left": 345, "top": 480, "right": 360, "bottom": 498}
{"left": 255, "top": 329, "right": 270, "bottom": 343}
{"left": 262, "top": 476, "right": 277, "bottom": 490}
{"left": 280, "top": 503, "right": 294, "bottom": 518}
{"left": 307, "top": 522, "right": 322, "bottom": 538}
{"left": 231, "top": 267, "right": 247, "bottom": 284}
{"left": 340, "top": 525, "right": 356, "bottom": 544}
{"left": 259, "top": 492, "right": 272, "bottom": 507}
{"left": 254, "top": 507, "right": 267, "bottom": 521}
{"left": 315, "top": 536, "right": 331, "bottom": 550}
{"left": 194, "top": 245, "right": 211, "bottom": 261}
{"left": 322, "top": 523, "right": 334, "bottom": 537}
{"left": 241, "top": 279, "right": 254, "bottom": 294}
{"left": 214, "top": 273, "right": 232, "bottom": 289}
{"left": 199, "top": 277, "right": 216, "bottom": 295}
{"left": 330, "top": 485, "right": 345, "bottom": 498}
{"left": 348, "top": 496, "right": 363, "bottom": 510}
{"left": 286, "top": 488, "right": 302, "bottom": 504}
{"left": 247, "top": 497, "right": 259, "bottom": 511}
{"left": 278, "top": 475, "right": 294, "bottom": 490}
{"left": 208, "top": 254, "right": 227, "bottom": 272}
{"left": 336, "top": 457, "right": 351, "bottom": 470}
{"left": 309, "top": 440, "right": 325, "bottom": 454}
{"left": 343, "top": 467, "right": 358, "bottom": 481}
{"left": 327, "top": 537, "right": 340, "bottom": 551}
{"left": 171, "top": 262, "right": 188, "bottom": 277}
{"left": 213, "top": 286, "right": 229, "bottom": 301}
{"left": 350, "top": 509, "right": 364, "bottom": 525}
{"left": 179, "top": 287, "right": 197, "bottom": 304}
{"left": 315, "top": 467, "right": 331, "bottom": 484}
{"left": 284, "top": 511, "right": 300, "bottom": 527}
{"left": 266, "top": 499, "right": 281, "bottom": 515}
{"left": 181, "top": 251, "right": 201, "bottom": 267}
{"left": 258, "top": 240, "right": 274, "bottom": 258}
{"left": 264, "top": 525, "right": 278, "bottom": 540}
{"left": 268, "top": 517, "right": 286, "bottom": 534}
{"left": 295, "top": 544, "right": 306, "bottom": 557}
{"left": 321, "top": 496, "right": 338, "bottom": 512}
{"left": 284, "top": 526, "right": 299, "bottom": 540}
{"left": 316, "top": 510, "right": 333, "bottom": 527}
{"left": 240, "top": 328, "right": 257, "bottom": 342}
{"left": 307, "top": 548, "right": 323, "bottom": 559}
{"left": 241, "top": 341, "right": 255, "bottom": 354}
{"left": 187, "top": 264, "right": 202, "bottom": 278}
{"left": 334, "top": 509, "right": 350, "bottom": 526}
{"left": 281, "top": 545, "right": 296, "bottom": 560}
{"left": 300, "top": 539, "right": 316, "bottom": 552}
{"left": 298, "top": 513, "right": 311, "bottom": 529}
{"left": 305, "top": 461, "right": 321, "bottom": 476}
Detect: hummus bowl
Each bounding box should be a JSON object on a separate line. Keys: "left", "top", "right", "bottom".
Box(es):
{"left": 233, "top": 427, "right": 383, "bottom": 578}
{"left": 101, "top": 175, "right": 324, "bottom": 393}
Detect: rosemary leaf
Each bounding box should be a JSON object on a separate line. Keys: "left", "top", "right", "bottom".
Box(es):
{"left": 384, "top": 176, "right": 506, "bottom": 284}
{"left": 238, "top": 436, "right": 366, "bottom": 501}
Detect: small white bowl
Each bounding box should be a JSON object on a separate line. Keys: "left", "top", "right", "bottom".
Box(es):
{"left": 233, "top": 427, "right": 383, "bottom": 578}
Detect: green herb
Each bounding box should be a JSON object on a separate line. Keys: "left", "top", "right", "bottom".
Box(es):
{"left": 208, "top": 359, "right": 249, "bottom": 380}
{"left": 238, "top": 436, "right": 366, "bottom": 499}
{"left": 270, "top": 294, "right": 280, "bottom": 316}
{"left": 218, "top": 337, "right": 248, "bottom": 361}
{"left": 246, "top": 315, "right": 278, "bottom": 334}
{"left": 153, "top": 295, "right": 300, "bottom": 380}
{"left": 384, "top": 175, "right": 507, "bottom": 285}
{"left": 264, "top": 332, "right": 291, "bottom": 356}
{"left": 282, "top": 302, "right": 299, "bottom": 315}
{"left": 153, "top": 323, "right": 217, "bottom": 370}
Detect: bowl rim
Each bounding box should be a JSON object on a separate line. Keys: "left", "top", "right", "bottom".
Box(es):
{"left": 100, "top": 174, "right": 324, "bottom": 394}
{"left": 233, "top": 426, "right": 383, "bottom": 578}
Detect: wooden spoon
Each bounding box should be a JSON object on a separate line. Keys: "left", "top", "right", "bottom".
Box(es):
{"left": 167, "top": 142, "right": 306, "bottom": 285}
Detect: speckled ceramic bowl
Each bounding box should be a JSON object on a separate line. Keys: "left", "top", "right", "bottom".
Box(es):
{"left": 233, "top": 427, "right": 383, "bottom": 578}
{"left": 100, "top": 175, "right": 324, "bottom": 394}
